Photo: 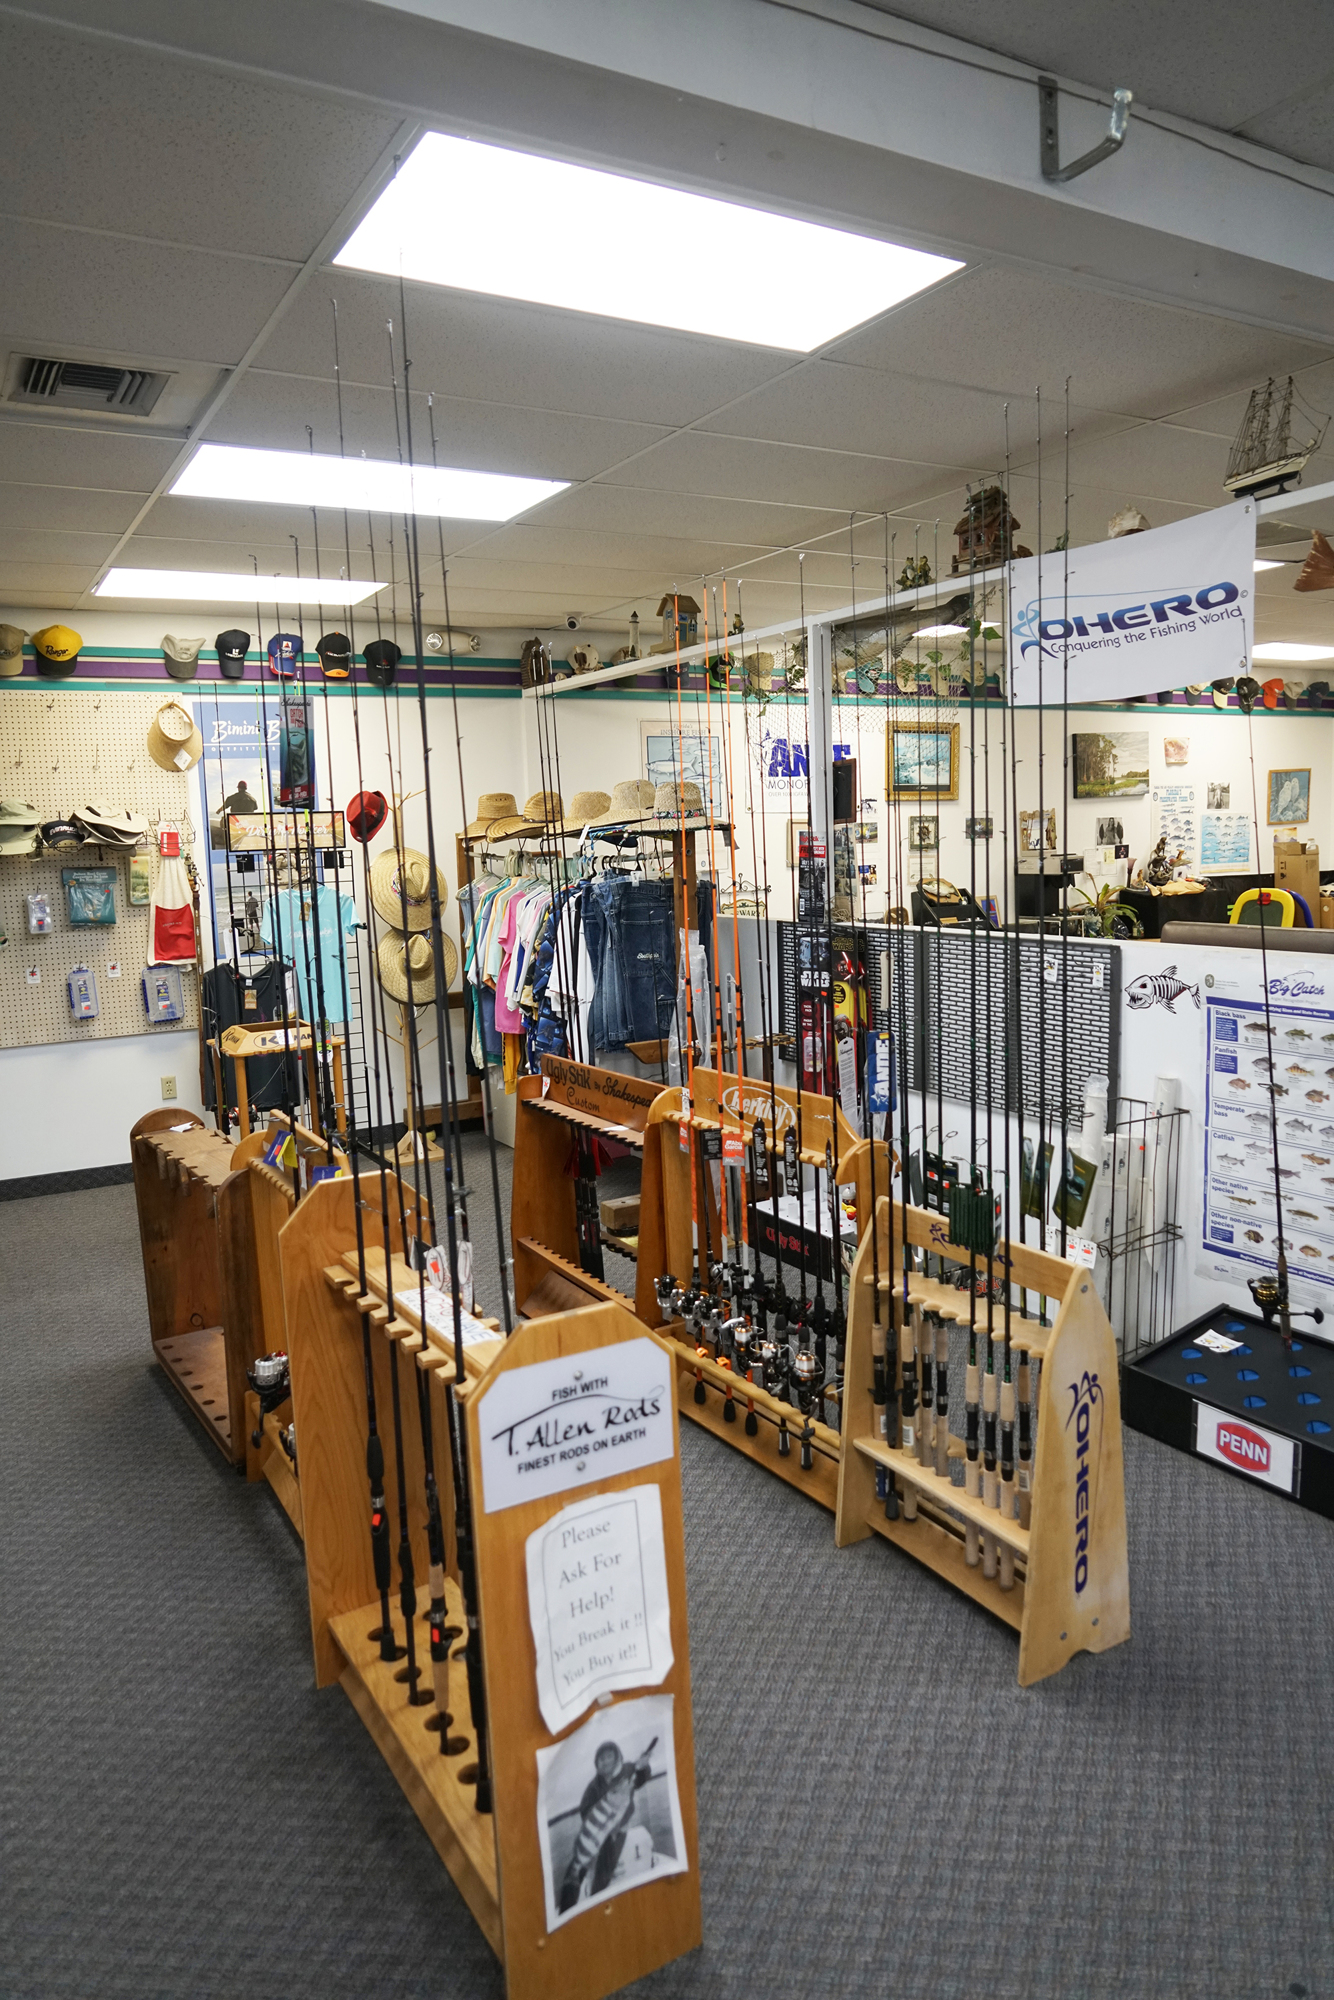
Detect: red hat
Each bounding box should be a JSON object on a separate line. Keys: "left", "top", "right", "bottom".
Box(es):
{"left": 347, "top": 789, "right": 388, "bottom": 843}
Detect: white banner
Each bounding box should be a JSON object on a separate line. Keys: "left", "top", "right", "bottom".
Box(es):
{"left": 1010, "top": 501, "right": 1255, "bottom": 705}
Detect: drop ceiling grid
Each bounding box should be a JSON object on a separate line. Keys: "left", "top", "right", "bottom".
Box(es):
{"left": 0, "top": 688, "right": 202, "bottom": 1050}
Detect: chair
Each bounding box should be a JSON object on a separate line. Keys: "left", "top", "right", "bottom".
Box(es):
{"left": 1229, "top": 887, "right": 1310, "bottom": 927}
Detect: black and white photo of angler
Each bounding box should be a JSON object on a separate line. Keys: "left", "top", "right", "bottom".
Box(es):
{"left": 535, "top": 1694, "right": 687, "bottom": 1933}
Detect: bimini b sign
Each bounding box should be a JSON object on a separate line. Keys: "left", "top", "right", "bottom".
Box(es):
{"left": 1009, "top": 501, "right": 1255, "bottom": 706}
{"left": 478, "top": 1337, "right": 674, "bottom": 1513}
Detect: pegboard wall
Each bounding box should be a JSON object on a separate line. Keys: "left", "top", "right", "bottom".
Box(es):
{"left": 0, "top": 690, "right": 201, "bottom": 1049}
{"left": 777, "top": 919, "right": 1118, "bottom": 1124}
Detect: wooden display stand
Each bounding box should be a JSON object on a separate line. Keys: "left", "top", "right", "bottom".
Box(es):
{"left": 637, "top": 1068, "right": 871, "bottom": 1513}
{"left": 835, "top": 1196, "right": 1130, "bottom": 1685}
{"left": 131, "top": 1106, "right": 345, "bottom": 1503}
{"left": 282, "top": 1181, "right": 701, "bottom": 1999}
{"left": 510, "top": 1058, "right": 665, "bottom": 1321}
{"left": 212, "top": 1019, "right": 347, "bottom": 1141}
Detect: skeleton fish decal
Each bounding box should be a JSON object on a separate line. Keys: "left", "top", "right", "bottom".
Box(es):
{"left": 1125, "top": 965, "right": 1200, "bottom": 1013}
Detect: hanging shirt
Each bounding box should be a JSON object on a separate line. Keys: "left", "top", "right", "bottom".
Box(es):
{"left": 262, "top": 882, "right": 359, "bottom": 1023}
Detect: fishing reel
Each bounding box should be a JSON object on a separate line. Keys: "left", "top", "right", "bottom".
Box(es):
{"left": 1247, "top": 1273, "right": 1324, "bottom": 1335}
{"left": 280, "top": 1421, "right": 297, "bottom": 1474}
{"left": 247, "top": 1349, "right": 291, "bottom": 1448}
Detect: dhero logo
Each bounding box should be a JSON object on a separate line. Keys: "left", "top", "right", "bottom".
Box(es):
{"left": 1063, "top": 1370, "right": 1104, "bottom": 1595}
{"left": 1014, "top": 582, "right": 1240, "bottom": 661}
{"left": 1215, "top": 1421, "right": 1269, "bottom": 1473}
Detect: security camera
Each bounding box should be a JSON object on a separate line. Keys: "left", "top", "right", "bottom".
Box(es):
{"left": 565, "top": 614, "right": 580, "bottom": 630}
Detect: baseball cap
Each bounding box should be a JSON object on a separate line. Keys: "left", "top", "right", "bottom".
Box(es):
{"left": 1260, "top": 676, "right": 1285, "bottom": 710}
{"left": 39, "top": 818, "right": 86, "bottom": 853}
{"left": 316, "top": 631, "right": 352, "bottom": 680}
{"left": 347, "top": 789, "right": 389, "bottom": 843}
{"left": 363, "top": 638, "right": 400, "bottom": 688}
{"left": 31, "top": 624, "right": 82, "bottom": 676}
{"left": 267, "top": 632, "right": 302, "bottom": 678}
{"left": 215, "top": 629, "right": 250, "bottom": 680}
{"left": 1235, "top": 676, "right": 1261, "bottom": 714}
{"left": 162, "top": 634, "right": 204, "bottom": 681}
{"left": 0, "top": 623, "right": 25, "bottom": 677}
{"left": 1211, "top": 676, "right": 1235, "bottom": 710}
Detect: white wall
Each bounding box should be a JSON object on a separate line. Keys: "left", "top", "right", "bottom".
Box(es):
{"left": 0, "top": 1029, "right": 204, "bottom": 1179}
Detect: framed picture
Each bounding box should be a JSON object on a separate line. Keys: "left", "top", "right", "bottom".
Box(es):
{"left": 1072, "top": 731, "right": 1150, "bottom": 799}
{"left": 908, "top": 814, "right": 938, "bottom": 851}
{"left": 1019, "top": 807, "right": 1057, "bottom": 852}
{"left": 888, "top": 721, "right": 959, "bottom": 801}
{"left": 982, "top": 895, "right": 1000, "bottom": 928}
{"left": 640, "top": 721, "right": 726, "bottom": 815}
{"left": 965, "top": 816, "right": 993, "bottom": 841}
{"left": 1095, "top": 815, "right": 1124, "bottom": 846}
{"left": 1268, "top": 767, "right": 1311, "bottom": 825}
{"left": 1206, "top": 782, "right": 1230, "bottom": 810}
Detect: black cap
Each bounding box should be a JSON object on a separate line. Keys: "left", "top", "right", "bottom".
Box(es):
{"left": 216, "top": 629, "right": 250, "bottom": 680}
{"left": 316, "top": 631, "right": 352, "bottom": 680}
{"left": 363, "top": 638, "right": 400, "bottom": 688}
{"left": 1235, "top": 675, "right": 1261, "bottom": 714}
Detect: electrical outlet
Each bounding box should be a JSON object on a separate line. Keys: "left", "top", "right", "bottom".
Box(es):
{"left": 160, "top": 1075, "right": 177, "bottom": 1100}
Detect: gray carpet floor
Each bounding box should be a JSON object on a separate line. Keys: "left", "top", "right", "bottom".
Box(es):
{"left": 2, "top": 1137, "right": 1332, "bottom": 2000}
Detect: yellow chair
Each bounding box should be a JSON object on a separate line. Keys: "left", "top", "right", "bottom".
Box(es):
{"left": 1229, "top": 887, "right": 1305, "bottom": 927}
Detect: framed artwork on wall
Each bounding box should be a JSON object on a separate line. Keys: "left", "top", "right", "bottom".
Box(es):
{"left": 1072, "top": 731, "right": 1150, "bottom": 798}
{"left": 907, "top": 814, "right": 939, "bottom": 851}
{"left": 888, "top": 721, "right": 959, "bottom": 801}
{"left": 1267, "top": 768, "right": 1311, "bottom": 825}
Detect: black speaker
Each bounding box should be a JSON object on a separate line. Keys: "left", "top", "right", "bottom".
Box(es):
{"left": 832, "top": 757, "right": 857, "bottom": 824}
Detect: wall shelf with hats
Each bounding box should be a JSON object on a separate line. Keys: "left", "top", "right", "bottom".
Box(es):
{"left": 0, "top": 689, "right": 202, "bottom": 1050}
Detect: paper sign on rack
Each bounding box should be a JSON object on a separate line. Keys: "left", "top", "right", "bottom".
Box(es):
{"left": 478, "top": 1337, "right": 674, "bottom": 1513}
{"left": 525, "top": 1484, "right": 673, "bottom": 1735}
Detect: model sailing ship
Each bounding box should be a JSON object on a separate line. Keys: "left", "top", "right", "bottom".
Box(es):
{"left": 1224, "top": 375, "right": 1329, "bottom": 499}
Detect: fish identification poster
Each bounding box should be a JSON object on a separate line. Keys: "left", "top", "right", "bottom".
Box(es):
{"left": 1202, "top": 983, "right": 1334, "bottom": 1303}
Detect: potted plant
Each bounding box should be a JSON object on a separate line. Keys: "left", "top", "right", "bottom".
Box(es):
{"left": 1071, "top": 878, "right": 1143, "bottom": 939}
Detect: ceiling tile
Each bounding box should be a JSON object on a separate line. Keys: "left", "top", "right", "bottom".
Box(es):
{"left": 0, "top": 15, "right": 401, "bottom": 261}
{"left": 0, "top": 561, "right": 99, "bottom": 596}
{"left": 541, "top": 483, "right": 846, "bottom": 547}
{"left": 0, "top": 423, "right": 177, "bottom": 493}
{"left": 141, "top": 494, "right": 374, "bottom": 553}
{"left": 0, "top": 530, "right": 118, "bottom": 567}
{"left": 456, "top": 522, "right": 760, "bottom": 575}
{"left": 0, "top": 484, "right": 144, "bottom": 533}
{"left": 256, "top": 271, "right": 795, "bottom": 427}
{"left": 599, "top": 432, "right": 982, "bottom": 512}
{"left": 833, "top": 264, "right": 1333, "bottom": 417}
{"left": 0, "top": 218, "right": 294, "bottom": 367}
{"left": 205, "top": 372, "right": 670, "bottom": 481}
{"left": 701, "top": 361, "right": 1135, "bottom": 468}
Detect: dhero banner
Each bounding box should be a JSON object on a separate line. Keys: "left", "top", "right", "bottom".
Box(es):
{"left": 1009, "top": 500, "right": 1254, "bottom": 706}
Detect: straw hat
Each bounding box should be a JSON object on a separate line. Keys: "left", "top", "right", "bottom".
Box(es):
{"left": 74, "top": 803, "right": 148, "bottom": 847}
{"left": 369, "top": 846, "right": 449, "bottom": 930}
{"left": 652, "top": 780, "right": 709, "bottom": 825}
{"left": 147, "top": 699, "right": 203, "bottom": 772}
{"left": 377, "top": 929, "right": 457, "bottom": 1005}
{"left": 552, "top": 789, "right": 611, "bottom": 830}
{"left": 488, "top": 790, "right": 563, "bottom": 838}
{"left": 589, "top": 780, "right": 655, "bottom": 827}
{"left": 465, "top": 791, "right": 518, "bottom": 837}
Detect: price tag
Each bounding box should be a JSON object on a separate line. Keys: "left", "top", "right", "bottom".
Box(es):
{"left": 26, "top": 966, "right": 40, "bottom": 987}
{"left": 106, "top": 961, "right": 122, "bottom": 980}
{"left": 722, "top": 1128, "right": 744, "bottom": 1163}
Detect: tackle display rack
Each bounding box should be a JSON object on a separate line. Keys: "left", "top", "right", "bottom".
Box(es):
{"left": 638, "top": 1067, "right": 888, "bottom": 1513}
{"left": 836, "top": 1195, "right": 1131, "bottom": 1685}
{"left": 281, "top": 1178, "right": 701, "bottom": 2000}
{"left": 1122, "top": 1302, "right": 1334, "bottom": 1519}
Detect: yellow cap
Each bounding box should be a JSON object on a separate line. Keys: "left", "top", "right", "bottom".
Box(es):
{"left": 31, "top": 623, "right": 83, "bottom": 676}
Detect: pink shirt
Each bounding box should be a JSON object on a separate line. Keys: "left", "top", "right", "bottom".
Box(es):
{"left": 492, "top": 898, "right": 525, "bottom": 1034}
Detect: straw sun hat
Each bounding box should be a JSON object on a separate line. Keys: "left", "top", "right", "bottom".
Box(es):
{"left": 377, "top": 930, "right": 457, "bottom": 1005}
{"left": 486, "top": 790, "right": 564, "bottom": 839}
{"left": 587, "top": 780, "right": 656, "bottom": 827}
{"left": 368, "top": 846, "right": 449, "bottom": 930}
{"left": 147, "top": 699, "right": 203, "bottom": 772}
{"left": 465, "top": 792, "right": 519, "bottom": 837}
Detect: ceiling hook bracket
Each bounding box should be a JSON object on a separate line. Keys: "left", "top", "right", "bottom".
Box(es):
{"left": 1039, "top": 76, "right": 1133, "bottom": 183}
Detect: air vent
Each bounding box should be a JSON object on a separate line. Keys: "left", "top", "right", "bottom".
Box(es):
{"left": 10, "top": 354, "right": 169, "bottom": 417}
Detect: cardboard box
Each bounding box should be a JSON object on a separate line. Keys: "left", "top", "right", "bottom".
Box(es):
{"left": 1320, "top": 891, "right": 1334, "bottom": 931}
{"left": 1274, "top": 838, "right": 1320, "bottom": 911}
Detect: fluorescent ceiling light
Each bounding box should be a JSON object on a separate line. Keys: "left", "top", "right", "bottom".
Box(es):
{"left": 171, "top": 442, "right": 567, "bottom": 520}
{"left": 1252, "top": 642, "right": 1334, "bottom": 661}
{"left": 914, "top": 623, "right": 967, "bottom": 636}
{"left": 336, "top": 133, "right": 963, "bottom": 351}
{"left": 1253, "top": 558, "right": 1284, "bottom": 572}
{"left": 95, "top": 568, "right": 386, "bottom": 605}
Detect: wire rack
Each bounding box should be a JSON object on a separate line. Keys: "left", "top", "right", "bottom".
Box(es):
{"left": 1099, "top": 1097, "right": 1187, "bottom": 1359}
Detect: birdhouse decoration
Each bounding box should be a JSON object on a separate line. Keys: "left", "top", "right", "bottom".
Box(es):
{"left": 652, "top": 594, "right": 700, "bottom": 654}
{"left": 951, "top": 485, "right": 1032, "bottom": 573}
